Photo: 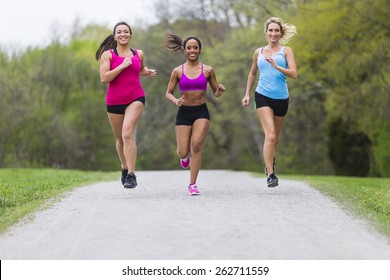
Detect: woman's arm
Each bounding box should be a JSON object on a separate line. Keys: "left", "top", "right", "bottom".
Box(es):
{"left": 138, "top": 49, "right": 157, "bottom": 77}
{"left": 266, "top": 46, "right": 297, "bottom": 79}
{"left": 280, "top": 46, "right": 297, "bottom": 79}
{"left": 166, "top": 68, "right": 183, "bottom": 106}
{"left": 99, "top": 50, "right": 131, "bottom": 84}
{"left": 207, "top": 66, "right": 225, "bottom": 97}
{"left": 242, "top": 49, "right": 259, "bottom": 106}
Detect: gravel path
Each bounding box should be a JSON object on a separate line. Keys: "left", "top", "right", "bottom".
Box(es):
{"left": 1, "top": 170, "right": 389, "bottom": 260}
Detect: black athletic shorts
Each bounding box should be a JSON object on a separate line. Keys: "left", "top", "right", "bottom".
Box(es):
{"left": 106, "top": 96, "right": 145, "bottom": 114}
{"left": 254, "top": 92, "right": 289, "bottom": 117}
{"left": 176, "top": 103, "right": 210, "bottom": 126}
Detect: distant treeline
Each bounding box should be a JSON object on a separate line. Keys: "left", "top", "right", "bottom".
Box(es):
{"left": 1, "top": 0, "right": 389, "bottom": 177}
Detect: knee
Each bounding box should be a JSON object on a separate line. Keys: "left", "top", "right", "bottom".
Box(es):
{"left": 266, "top": 132, "right": 277, "bottom": 145}
{"left": 122, "top": 130, "right": 134, "bottom": 143}
{"left": 190, "top": 141, "right": 203, "bottom": 154}
{"left": 177, "top": 149, "right": 189, "bottom": 159}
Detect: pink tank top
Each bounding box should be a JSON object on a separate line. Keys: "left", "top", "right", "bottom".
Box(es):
{"left": 106, "top": 49, "right": 145, "bottom": 105}
{"left": 178, "top": 64, "right": 208, "bottom": 92}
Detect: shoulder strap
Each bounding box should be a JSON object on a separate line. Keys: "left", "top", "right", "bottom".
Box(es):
{"left": 113, "top": 48, "right": 136, "bottom": 56}
{"left": 257, "top": 47, "right": 263, "bottom": 60}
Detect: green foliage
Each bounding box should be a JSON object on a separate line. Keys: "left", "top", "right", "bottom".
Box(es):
{"left": 327, "top": 117, "right": 371, "bottom": 176}
{"left": 371, "top": 125, "right": 390, "bottom": 177}
{"left": 0, "top": 0, "right": 389, "bottom": 177}
{"left": 294, "top": 0, "right": 390, "bottom": 176}
{"left": 0, "top": 42, "right": 117, "bottom": 170}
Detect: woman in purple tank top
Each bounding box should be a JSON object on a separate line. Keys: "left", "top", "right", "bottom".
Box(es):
{"left": 95, "top": 22, "right": 157, "bottom": 189}
{"left": 164, "top": 34, "right": 226, "bottom": 196}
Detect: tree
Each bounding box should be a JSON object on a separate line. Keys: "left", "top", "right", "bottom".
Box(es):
{"left": 293, "top": 0, "right": 390, "bottom": 176}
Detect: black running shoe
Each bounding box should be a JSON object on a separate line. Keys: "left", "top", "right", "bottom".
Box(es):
{"left": 124, "top": 172, "right": 137, "bottom": 189}
{"left": 267, "top": 173, "right": 279, "bottom": 188}
{"left": 121, "top": 169, "right": 128, "bottom": 185}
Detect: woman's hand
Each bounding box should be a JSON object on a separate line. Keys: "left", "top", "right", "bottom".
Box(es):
{"left": 175, "top": 96, "right": 185, "bottom": 106}
{"left": 147, "top": 69, "right": 157, "bottom": 77}
{"left": 214, "top": 84, "right": 226, "bottom": 97}
{"left": 141, "top": 67, "right": 157, "bottom": 77}
{"left": 121, "top": 57, "right": 132, "bottom": 69}
{"left": 242, "top": 95, "right": 250, "bottom": 107}
{"left": 265, "top": 56, "right": 277, "bottom": 69}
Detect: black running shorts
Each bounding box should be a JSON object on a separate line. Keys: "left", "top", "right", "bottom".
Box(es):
{"left": 176, "top": 103, "right": 210, "bottom": 126}
{"left": 254, "top": 92, "right": 289, "bottom": 117}
{"left": 106, "top": 96, "right": 146, "bottom": 114}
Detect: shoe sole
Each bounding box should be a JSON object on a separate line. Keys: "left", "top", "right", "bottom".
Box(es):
{"left": 188, "top": 192, "right": 200, "bottom": 196}
{"left": 124, "top": 184, "right": 137, "bottom": 189}
{"left": 267, "top": 181, "right": 278, "bottom": 188}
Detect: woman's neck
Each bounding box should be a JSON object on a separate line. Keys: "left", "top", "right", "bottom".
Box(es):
{"left": 267, "top": 42, "right": 280, "bottom": 49}
{"left": 116, "top": 45, "right": 130, "bottom": 52}
{"left": 186, "top": 60, "right": 201, "bottom": 67}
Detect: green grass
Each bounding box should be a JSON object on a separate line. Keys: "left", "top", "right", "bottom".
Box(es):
{"left": 0, "top": 168, "right": 117, "bottom": 233}
{"left": 285, "top": 175, "right": 390, "bottom": 239}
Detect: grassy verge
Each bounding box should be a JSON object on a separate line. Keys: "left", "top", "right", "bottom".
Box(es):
{"left": 285, "top": 175, "right": 390, "bottom": 239}
{"left": 0, "top": 168, "right": 117, "bottom": 233}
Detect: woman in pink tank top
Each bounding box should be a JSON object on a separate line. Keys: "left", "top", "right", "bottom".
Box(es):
{"left": 164, "top": 33, "right": 226, "bottom": 196}
{"left": 95, "top": 22, "right": 157, "bottom": 189}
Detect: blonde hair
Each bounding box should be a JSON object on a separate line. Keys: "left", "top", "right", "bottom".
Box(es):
{"left": 264, "top": 17, "right": 297, "bottom": 45}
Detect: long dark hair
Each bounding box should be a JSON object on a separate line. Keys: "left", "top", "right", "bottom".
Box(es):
{"left": 163, "top": 33, "right": 202, "bottom": 54}
{"left": 95, "top": 22, "right": 133, "bottom": 61}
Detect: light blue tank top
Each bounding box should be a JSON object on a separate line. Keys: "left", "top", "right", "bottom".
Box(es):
{"left": 255, "top": 46, "right": 289, "bottom": 99}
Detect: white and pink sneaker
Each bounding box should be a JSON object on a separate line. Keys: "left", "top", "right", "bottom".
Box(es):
{"left": 180, "top": 157, "right": 191, "bottom": 169}
{"left": 188, "top": 183, "right": 200, "bottom": 196}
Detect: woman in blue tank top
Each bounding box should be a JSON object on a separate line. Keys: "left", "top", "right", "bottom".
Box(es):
{"left": 242, "top": 17, "right": 297, "bottom": 188}
{"left": 164, "top": 34, "right": 226, "bottom": 196}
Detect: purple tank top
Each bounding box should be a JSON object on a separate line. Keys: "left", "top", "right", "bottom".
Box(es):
{"left": 178, "top": 64, "right": 208, "bottom": 92}
{"left": 106, "top": 49, "right": 145, "bottom": 105}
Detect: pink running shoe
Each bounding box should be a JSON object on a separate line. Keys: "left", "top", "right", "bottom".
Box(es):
{"left": 180, "top": 157, "right": 191, "bottom": 169}
{"left": 188, "top": 184, "right": 200, "bottom": 196}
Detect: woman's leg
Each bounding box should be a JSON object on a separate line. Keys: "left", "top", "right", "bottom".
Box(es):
{"left": 256, "top": 107, "right": 279, "bottom": 175}
{"left": 189, "top": 119, "right": 209, "bottom": 185}
{"left": 274, "top": 115, "right": 286, "bottom": 154}
{"left": 176, "top": 125, "right": 192, "bottom": 160}
{"left": 122, "top": 101, "right": 144, "bottom": 173}
{"left": 107, "top": 113, "right": 127, "bottom": 170}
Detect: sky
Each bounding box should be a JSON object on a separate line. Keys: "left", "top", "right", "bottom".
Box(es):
{"left": 0, "top": 0, "right": 158, "bottom": 48}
